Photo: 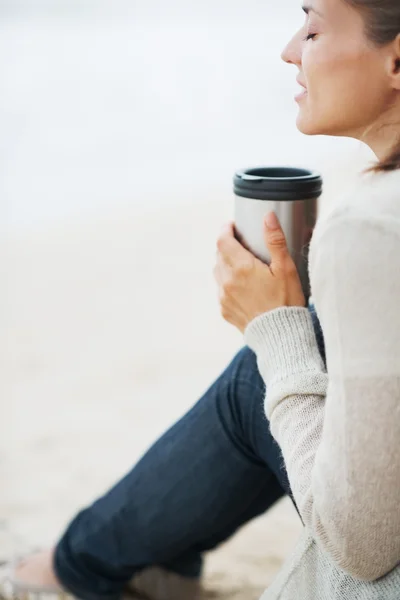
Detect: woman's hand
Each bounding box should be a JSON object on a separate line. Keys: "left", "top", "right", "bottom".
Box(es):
{"left": 213, "top": 211, "right": 307, "bottom": 334}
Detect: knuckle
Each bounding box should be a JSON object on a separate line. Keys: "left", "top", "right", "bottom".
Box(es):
{"left": 285, "top": 259, "right": 298, "bottom": 277}
{"left": 237, "top": 260, "right": 252, "bottom": 275}
{"left": 220, "top": 306, "right": 230, "bottom": 320}
{"left": 269, "top": 233, "right": 286, "bottom": 247}
{"left": 216, "top": 237, "right": 224, "bottom": 252}
{"left": 223, "top": 278, "right": 235, "bottom": 293}
{"left": 219, "top": 286, "right": 232, "bottom": 305}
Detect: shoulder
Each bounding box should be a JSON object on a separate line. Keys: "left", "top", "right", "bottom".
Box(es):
{"left": 310, "top": 169, "right": 400, "bottom": 255}
{"left": 308, "top": 170, "right": 400, "bottom": 313}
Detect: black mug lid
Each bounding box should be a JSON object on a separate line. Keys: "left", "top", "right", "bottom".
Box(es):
{"left": 234, "top": 166, "right": 323, "bottom": 201}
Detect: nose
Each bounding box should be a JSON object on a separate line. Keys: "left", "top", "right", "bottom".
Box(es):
{"left": 281, "top": 28, "right": 304, "bottom": 67}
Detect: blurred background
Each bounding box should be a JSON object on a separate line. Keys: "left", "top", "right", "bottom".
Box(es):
{"left": 0, "top": 1, "right": 374, "bottom": 597}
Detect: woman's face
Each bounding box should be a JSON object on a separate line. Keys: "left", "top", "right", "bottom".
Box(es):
{"left": 282, "top": 0, "right": 393, "bottom": 140}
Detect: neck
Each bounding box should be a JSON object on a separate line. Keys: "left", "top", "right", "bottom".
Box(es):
{"left": 360, "top": 102, "right": 400, "bottom": 162}
{"left": 368, "top": 130, "right": 400, "bottom": 162}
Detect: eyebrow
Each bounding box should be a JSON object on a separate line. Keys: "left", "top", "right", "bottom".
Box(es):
{"left": 302, "top": 5, "right": 324, "bottom": 17}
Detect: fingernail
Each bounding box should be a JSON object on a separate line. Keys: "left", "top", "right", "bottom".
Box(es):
{"left": 265, "top": 212, "right": 279, "bottom": 230}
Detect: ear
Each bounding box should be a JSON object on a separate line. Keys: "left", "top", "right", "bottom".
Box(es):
{"left": 388, "top": 33, "right": 400, "bottom": 90}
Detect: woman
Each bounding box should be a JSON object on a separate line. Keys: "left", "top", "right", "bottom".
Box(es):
{"left": 2, "top": 0, "right": 400, "bottom": 598}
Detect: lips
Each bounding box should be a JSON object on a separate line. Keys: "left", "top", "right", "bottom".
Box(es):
{"left": 296, "top": 78, "right": 307, "bottom": 90}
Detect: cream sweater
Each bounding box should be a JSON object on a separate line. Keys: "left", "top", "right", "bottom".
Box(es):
{"left": 244, "top": 168, "right": 400, "bottom": 599}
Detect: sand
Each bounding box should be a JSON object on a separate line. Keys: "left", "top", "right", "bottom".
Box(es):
{"left": 0, "top": 154, "right": 369, "bottom": 597}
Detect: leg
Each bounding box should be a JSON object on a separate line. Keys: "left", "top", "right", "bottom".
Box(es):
{"left": 16, "top": 304, "right": 326, "bottom": 600}
{"left": 53, "top": 347, "right": 288, "bottom": 600}
{"left": 54, "top": 303, "right": 326, "bottom": 600}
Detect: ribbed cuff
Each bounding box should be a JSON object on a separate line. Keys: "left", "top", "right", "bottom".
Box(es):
{"left": 244, "top": 306, "right": 325, "bottom": 384}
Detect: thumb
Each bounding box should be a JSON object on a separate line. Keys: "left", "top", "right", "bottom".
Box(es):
{"left": 263, "top": 212, "right": 290, "bottom": 266}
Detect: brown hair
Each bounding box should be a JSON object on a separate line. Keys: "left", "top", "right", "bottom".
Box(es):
{"left": 343, "top": 0, "right": 400, "bottom": 173}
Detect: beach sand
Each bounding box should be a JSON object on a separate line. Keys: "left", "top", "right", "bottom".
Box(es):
{"left": 0, "top": 155, "right": 368, "bottom": 597}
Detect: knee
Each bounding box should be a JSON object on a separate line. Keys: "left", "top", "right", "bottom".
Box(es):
{"left": 219, "top": 346, "right": 265, "bottom": 415}
{"left": 229, "top": 346, "right": 261, "bottom": 386}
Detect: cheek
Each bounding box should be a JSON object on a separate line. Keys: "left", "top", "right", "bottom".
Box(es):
{"left": 299, "top": 43, "right": 385, "bottom": 135}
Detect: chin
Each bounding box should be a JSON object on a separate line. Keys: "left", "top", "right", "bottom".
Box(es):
{"left": 296, "top": 112, "right": 344, "bottom": 137}
{"left": 296, "top": 114, "right": 322, "bottom": 136}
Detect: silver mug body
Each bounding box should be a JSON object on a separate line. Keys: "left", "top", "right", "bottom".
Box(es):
{"left": 234, "top": 179, "right": 320, "bottom": 304}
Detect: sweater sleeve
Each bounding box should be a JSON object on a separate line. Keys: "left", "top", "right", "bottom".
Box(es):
{"left": 244, "top": 210, "right": 400, "bottom": 582}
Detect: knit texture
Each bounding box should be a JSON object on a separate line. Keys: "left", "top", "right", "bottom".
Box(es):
{"left": 244, "top": 169, "right": 400, "bottom": 599}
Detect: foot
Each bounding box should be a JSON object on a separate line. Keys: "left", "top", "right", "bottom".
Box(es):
{"left": 2, "top": 549, "right": 202, "bottom": 600}
{"left": 13, "top": 549, "right": 62, "bottom": 589}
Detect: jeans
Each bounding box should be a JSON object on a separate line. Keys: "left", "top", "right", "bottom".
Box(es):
{"left": 54, "top": 303, "right": 326, "bottom": 600}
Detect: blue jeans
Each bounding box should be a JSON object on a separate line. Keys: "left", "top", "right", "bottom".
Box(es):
{"left": 54, "top": 303, "right": 326, "bottom": 600}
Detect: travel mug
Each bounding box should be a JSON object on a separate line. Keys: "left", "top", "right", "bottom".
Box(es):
{"left": 233, "top": 166, "right": 323, "bottom": 304}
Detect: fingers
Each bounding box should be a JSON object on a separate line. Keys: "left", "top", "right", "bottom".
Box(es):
{"left": 216, "top": 222, "right": 252, "bottom": 268}
{"left": 213, "top": 251, "right": 231, "bottom": 285}
{"left": 262, "top": 215, "right": 291, "bottom": 270}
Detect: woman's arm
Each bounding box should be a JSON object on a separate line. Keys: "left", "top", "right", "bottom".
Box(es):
{"left": 244, "top": 211, "right": 400, "bottom": 582}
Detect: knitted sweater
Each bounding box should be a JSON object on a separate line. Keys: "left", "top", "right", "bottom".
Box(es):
{"left": 244, "top": 168, "right": 400, "bottom": 599}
